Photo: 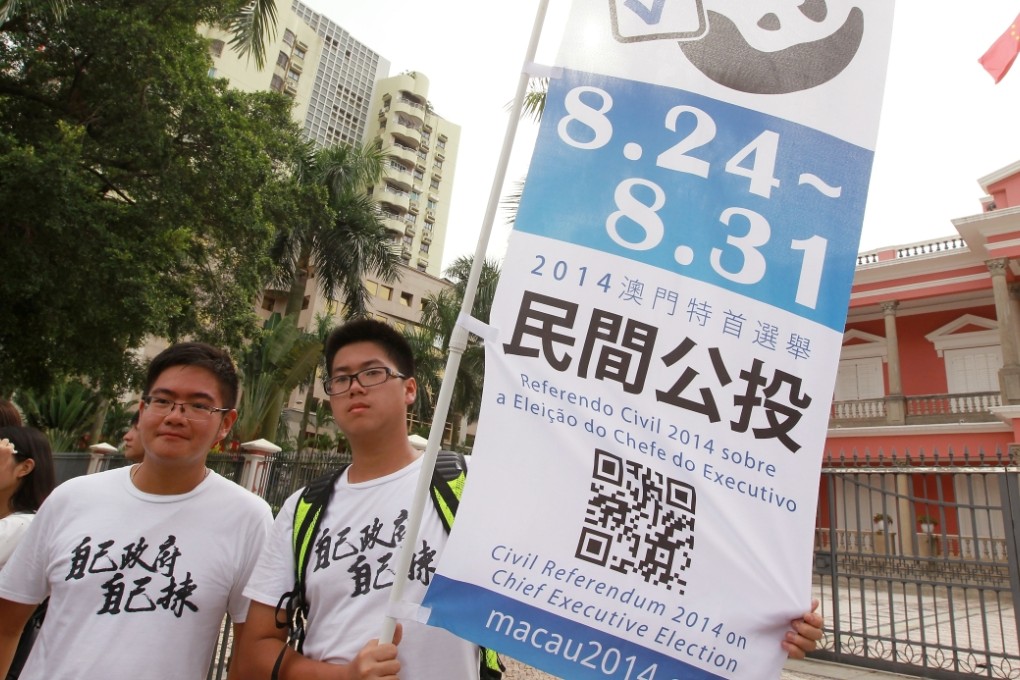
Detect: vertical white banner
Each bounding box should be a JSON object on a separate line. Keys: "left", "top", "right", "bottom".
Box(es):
{"left": 424, "top": 2, "right": 894, "bottom": 679}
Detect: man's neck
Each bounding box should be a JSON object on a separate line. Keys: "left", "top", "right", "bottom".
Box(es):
{"left": 346, "top": 435, "right": 419, "bottom": 483}
{"left": 130, "top": 461, "right": 209, "bottom": 495}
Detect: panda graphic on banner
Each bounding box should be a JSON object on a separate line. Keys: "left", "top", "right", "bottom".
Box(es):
{"left": 610, "top": 0, "right": 865, "bottom": 95}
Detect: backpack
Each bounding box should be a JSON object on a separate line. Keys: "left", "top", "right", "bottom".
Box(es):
{"left": 273, "top": 451, "right": 503, "bottom": 679}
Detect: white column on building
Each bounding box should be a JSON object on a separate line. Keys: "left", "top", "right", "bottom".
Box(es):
{"left": 882, "top": 301, "right": 905, "bottom": 424}
{"left": 989, "top": 259, "right": 1020, "bottom": 404}
{"left": 989, "top": 259, "right": 1019, "bottom": 367}
{"left": 882, "top": 301, "right": 903, "bottom": 394}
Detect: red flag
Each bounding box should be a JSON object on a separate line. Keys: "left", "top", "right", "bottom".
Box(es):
{"left": 979, "top": 11, "right": 1020, "bottom": 83}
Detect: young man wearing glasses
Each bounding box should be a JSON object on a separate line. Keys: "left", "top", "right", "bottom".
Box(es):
{"left": 236, "top": 319, "right": 823, "bottom": 679}
{"left": 0, "top": 342, "right": 272, "bottom": 680}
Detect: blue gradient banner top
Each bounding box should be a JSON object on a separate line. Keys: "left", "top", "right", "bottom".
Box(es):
{"left": 515, "top": 69, "right": 872, "bottom": 332}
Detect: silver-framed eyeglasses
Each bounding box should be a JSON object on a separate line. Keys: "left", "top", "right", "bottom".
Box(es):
{"left": 323, "top": 366, "right": 406, "bottom": 395}
{"left": 141, "top": 396, "right": 231, "bottom": 421}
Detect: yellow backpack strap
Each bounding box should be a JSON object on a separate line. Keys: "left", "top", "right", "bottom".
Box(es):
{"left": 429, "top": 450, "right": 466, "bottom": 531}
{"left": 272, "top": 465, "right": 345, "bottom": 660}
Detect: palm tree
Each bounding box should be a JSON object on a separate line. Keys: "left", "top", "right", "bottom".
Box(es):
{"left": 520, "top": 77, "right": 549, "bottom": 123}
{"left": 234, "top": 314, "right": 322, "bottom": 444}
{"left": 271, "top": 142, "right": 401, "bottom": 320}
{"left": 1, "top": 0, "right": 279, "bottom": 69}
{"left": 295, "top": 313, "right": 334, "bottom": 452}
{"left": 503, "top": 78, "right": 548, "bottom": 225}
{"left": 407, "top": 256, "right": 501, "bottom": 444}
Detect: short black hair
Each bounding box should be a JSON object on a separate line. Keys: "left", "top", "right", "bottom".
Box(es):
{"left": 0, "top": 426, "right": 56, "bottom": 513}
{"left": 324, "top": 319, "right": 415, "bottom": 378}
{"left": 144, "top": 342, "right": 239, "bottom": 408}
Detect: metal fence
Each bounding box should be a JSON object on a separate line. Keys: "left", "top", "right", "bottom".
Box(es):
{"left": 811, "top": 447, "right": 1020, "bottom": 678}
{"left": 258, "top": 449, "right": 351, "bottom": 512}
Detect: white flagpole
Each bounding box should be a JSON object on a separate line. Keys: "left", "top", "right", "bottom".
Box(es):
{"left": 380, "top": 0, "right": 552, "bottom": 644}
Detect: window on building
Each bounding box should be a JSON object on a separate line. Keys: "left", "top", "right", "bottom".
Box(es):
{"left": 427, "top": 199, "right": 438, "bottom": 211}
{"left": 437, "top": 138, "right": 447, "bottom": 150}
{"left": 433, "top": 159, "right": 443, "bottom": 171}
{"left": 294, "top": 45, "right": 306, "bottom": 60}
{"left": 430, "top": 179, "right": 440, "bottom": 191}
{"left": 833, "top": 358, "right": 884, "bottom": 402}
{"left": 283, "top": 29, "right": 296, "bottom": 46}
{"left": 417, "top": 262, "right": 428, "bottom": 272}
{"left": 400, "top": 292, "right": 413, "bottom": 307}
{"left": 277, "top": 51, "right": 289, "bottom": 68}
{"left": 944, "top": 347, "right": 1002, "bottom": 393}
{"left": 419, "top": 243, "right": 430, "bottom": 254}
{"left": 379, "top": 285, "right": 393, "bottom": 301}
{"left": 419, "top": 298, "right": 429, "bottom": 312}
{"left": 270, "top": 75, "right": 284, "bottom": 92}
{"left": 261, "top": 296, "right": 275, "bottom": 312}
{"left": 287, "top": 69, "right": 300, "bottom": 83}
{"left": 210, "top": 39, "right": 225, "bottom": 58}
{"left": 365, "top": 280, "right": 378, "bottom": 296}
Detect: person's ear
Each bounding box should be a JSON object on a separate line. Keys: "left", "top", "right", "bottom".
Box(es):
{"left": 15, "top": 457, "right": 35, "bottom": 479}
{"left": 216, "top": 410, "right": 238, "bottom": 443}
{"left": 404, "top": 377, "right": 418, "bottom": 406}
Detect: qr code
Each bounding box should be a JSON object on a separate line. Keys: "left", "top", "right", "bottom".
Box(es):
{"left": 576, "top": 449, "right": 696, "bottom": 593}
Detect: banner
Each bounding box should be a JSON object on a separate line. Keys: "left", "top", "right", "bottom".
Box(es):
{"left": 423, "top": 2, "right": 894, "bottom": 678}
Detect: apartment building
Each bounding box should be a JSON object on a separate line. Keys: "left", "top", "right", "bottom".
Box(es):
{"left": 202, "top": 2, "right": 464, "bottom": 441}
{"left": 364, "top": 72, "right": 460, "bottom": 278}
{"left": 204, "top": 2, "right": 460, "bottom": 284}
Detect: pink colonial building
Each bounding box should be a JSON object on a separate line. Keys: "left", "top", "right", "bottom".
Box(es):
{"left": 819, "top": 160, "right": 1020, "bottom": 556}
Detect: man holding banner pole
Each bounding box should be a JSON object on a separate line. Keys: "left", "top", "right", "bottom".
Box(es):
{"left": 236, "top": 318, "right": 822, "bottom": 679}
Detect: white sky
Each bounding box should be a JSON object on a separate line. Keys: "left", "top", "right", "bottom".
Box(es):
{"left": 302, "top": 0, "right": 1020, "bottom": 272}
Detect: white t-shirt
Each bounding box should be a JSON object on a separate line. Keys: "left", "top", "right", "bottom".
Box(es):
{"left": 0, "top": 512, "right": 33, "bottom": 569}
{"left": 245, "top": 457, "right": 479, "bottom": 679}
{"left": 0, "top": 467, "right": 273, "bottom": 680}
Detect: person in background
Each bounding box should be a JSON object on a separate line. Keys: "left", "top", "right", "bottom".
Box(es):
{"left": 0, "top": 427, "right": 55, "bottom": 569}
{"left": 0, "top": 427, "right": 56, "bottom": 680}
{"left": 121, "top": 412, "right": 144, "bottom": 463}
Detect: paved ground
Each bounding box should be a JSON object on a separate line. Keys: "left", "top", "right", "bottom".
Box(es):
{"left": 502, "top": 656, "right": 919, "bottom": 680}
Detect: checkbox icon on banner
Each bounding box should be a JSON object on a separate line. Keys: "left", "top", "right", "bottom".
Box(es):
{"left": 609, "top": 0, "right": 707, "bottom": 42}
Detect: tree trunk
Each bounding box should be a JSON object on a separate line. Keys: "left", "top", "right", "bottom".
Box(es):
{"left": 296, "top": 372, "right": 317, "bottom": 453}
{"left": 89, "top": 397, "right": 110, "bottom": 447}
{"left": 285, "top": 271, "right": 309, "bottom": 319}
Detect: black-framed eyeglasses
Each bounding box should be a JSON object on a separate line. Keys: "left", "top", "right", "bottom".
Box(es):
{"left": 322, "top": 366, "right": 406, "bottom": 395}
{"left": 141, "top": 396, "right": 231, "bottom": 422}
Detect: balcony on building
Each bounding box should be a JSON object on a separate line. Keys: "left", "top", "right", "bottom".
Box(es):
{"left": 393, "top": 96, "right": 425, "bottom": 126}
{"left": 830, "top": 211, "right": 1020, "bottom": 433}
{"left": 388, "top": 114, "right": 421, "bottom": 144}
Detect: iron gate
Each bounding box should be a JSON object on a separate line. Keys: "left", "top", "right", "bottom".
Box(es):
{"left": 812, "top": 448, "right": 1020, "bottom": 678}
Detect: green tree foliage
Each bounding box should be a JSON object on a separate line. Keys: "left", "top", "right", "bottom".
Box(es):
{"left": 271, "top": 142, "right": 401, "bottom": 320}
{"left": 1, "top": 0, "right": 278, "bottom": 69}
{"left": 407, "top": 256, "right": 501, "bottom": 443}
{"left": 0, "top": 0, "right": 310, "bottom": 395}
{"left": 16, "top": 379, "right": 97, "bottom": 451}
{"left": 233, "top": 314, "right": 322, "bottom": 444}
